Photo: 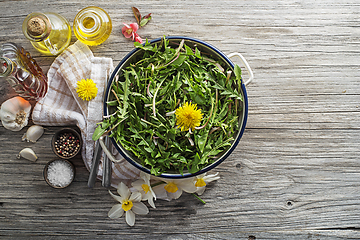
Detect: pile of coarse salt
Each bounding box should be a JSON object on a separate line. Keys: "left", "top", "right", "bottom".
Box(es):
{"left": 47, "top": 160, "right": 74, "bottom": 188}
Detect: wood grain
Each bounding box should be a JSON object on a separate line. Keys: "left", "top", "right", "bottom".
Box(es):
{"left": 1, "top": 0, "right": 360, "bottom": 239}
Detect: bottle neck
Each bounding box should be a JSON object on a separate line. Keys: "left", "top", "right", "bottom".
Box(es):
{"left": 0, "top": 57, "right": 14, "bottom": 77}
{"left": 76, "top": 11, "right": 102, "bottom": 36}
{"left": 23, "top": 12, "right": 52, "bottom": 42}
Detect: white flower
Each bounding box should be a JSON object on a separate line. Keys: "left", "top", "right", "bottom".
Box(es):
{"left": 153, "top": 178, "right": 197, "bottom": 200}
{"left": 108, "top": 182, "right": 149, "bottom": 226}
{"left": 131, "top": 172, "right": 157, "bottom": 208}
{"left": 194, "top": 172, "right": 220, "bottom": 195}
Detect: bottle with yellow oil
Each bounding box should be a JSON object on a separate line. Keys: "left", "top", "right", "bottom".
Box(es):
{"left": 73, "top": 6, "right": 112, "bottom": 46}
{"left": 22, "top": 12, "right": 71, "bottom": 56}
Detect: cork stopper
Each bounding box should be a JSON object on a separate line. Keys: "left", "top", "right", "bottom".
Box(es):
{"left": 25, "top": 14, "right": 51, "bottom": 39}
{"left": 27, "top": 17, "right": 46, "bottom": 36}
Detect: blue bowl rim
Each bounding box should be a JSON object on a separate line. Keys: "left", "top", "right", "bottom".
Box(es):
{"left": 104, "top": 36, "right": 248, "bottom": 179}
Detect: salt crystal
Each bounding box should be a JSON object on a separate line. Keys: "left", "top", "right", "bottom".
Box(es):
{"left": 46, "top": 160, "right": 74, "bottom": 188}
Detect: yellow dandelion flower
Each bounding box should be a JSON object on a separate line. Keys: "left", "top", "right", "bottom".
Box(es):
{"left": 76, "top": 78, "right": 98, "bottom": 101}
{"left": 175, "top": 102, "right": 203, "bottom": 131}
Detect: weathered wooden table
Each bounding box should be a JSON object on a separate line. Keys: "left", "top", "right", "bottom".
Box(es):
{"left": 1, "top": 0, "right": 359, "bottom": 239}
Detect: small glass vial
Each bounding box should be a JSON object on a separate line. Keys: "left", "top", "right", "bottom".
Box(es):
{"left": 22, "top": 12, "right": 71, "bottom": 56}
{"left": 0, "top": 42, "right": 48, "bottom": 100}
{"left": 73, "top": 6, "right": 112, "bottom": 46}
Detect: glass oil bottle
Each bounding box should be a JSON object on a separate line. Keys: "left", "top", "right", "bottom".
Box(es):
{"left": 0, "top": 43, "right": 48, "bottom": 100}
{"left": 22, "top": 12, "right": 71, "bottom": 56}
{"left": 73, "top": 6, "right": 112, "bottom": 46}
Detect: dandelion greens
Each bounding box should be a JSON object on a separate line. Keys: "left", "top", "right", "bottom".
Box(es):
{"left": 93, "top": 37, "right": 243, "bottom": 176}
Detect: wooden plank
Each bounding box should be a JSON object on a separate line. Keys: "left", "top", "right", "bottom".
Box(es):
{"left": 0, "top": 0, "right": 360, "bottom": 239}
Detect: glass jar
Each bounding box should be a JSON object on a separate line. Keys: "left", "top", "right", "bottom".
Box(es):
{"left": 22, "top": 12, "right": 71, "bottom": 56}
{"left": 0, "top": 43, "right": 48, "bottom": 100}
{"left": 73, "top": 6, "right": 112, "bottom": 46}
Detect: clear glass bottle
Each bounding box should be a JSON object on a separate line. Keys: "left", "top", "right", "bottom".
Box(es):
{"left": 73, "top": 6, "right": 112, "bottom": 46}
{"left": 0, "top": 43, "right": 48, "bottom": 100}
{"left": 22, "top": 12, "right": 71, "bottom": 56}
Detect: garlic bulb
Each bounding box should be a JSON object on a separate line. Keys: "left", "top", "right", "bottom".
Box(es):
{"left": 17, "top": 148, "right": 38, "bottom": 162}
{"left": 0, "top": 97, "right": 31, "bottom": 131}
{"left": 22, "top": 125, "right": 44, "bottom": 143}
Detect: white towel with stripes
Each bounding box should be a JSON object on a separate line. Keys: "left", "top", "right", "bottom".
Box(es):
{"left": 32, "top": 41, "right": 140, "bottom": 187}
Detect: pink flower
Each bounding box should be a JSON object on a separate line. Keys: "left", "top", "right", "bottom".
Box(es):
{"left": 134, "top": 33, "right": 143, "bottom": 43}
{"left": 122, "top": 23, "right": 139, "bottom": 41}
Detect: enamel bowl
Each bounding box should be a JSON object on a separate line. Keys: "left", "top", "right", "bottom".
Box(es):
{"left": 103, "top": 36, "right": 252, "bottom": 179}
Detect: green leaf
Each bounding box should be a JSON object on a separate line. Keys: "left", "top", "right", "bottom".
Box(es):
{"left": 234, "top": 64, "right": 243, "bottom": 92}
{"left": 155, "top": 151, "right": 162, "bottom": 158}
{"left": 134, "top": 42, "right": 143, "bottom": 48}
{"left": 151, "top": 150, "right": 158, "bottom": 158}
{"left": 134, "top": 41, "right": 154, "bottom": 51}
{"left": 151, "top": 167, "right": 160, "bottom": 176}
{"left": 234, "top": 64, "right": 242, "bottom": 80}
{"left": 172, "top": 141, "right": 183, "bottom": 152}
{"left": 166, "top": 128, "right": 176, "bottom": 141}
{"left": 185, "top": 45, "right": 194, "bottom": 55}
{"left": 92, "top": 124, "right": 107, "bottom": 141}
{"left": 106, "top": 100, "right": 118, "bottom": 106}
{"left": 140, "top": 16, "right": 151, "bottom": 27}
{"left": 195, "top": 48, "right": 201, "bottom": 58}
{"left": 120, "top": 72, "right": 130, "bottom": 117}
{"left": 92, "top": 118, "right": 114, "bottom": 141}
{"left": 139, "top": 140, "right": 149, "bottom": 146}
{"left": 144, "top": 147, "right": 153, "bottom": 153}
{"left": 171, "top": 54, "right": 187, "bottom": 66}
{"left": 162, "top": 151, "right": 170, "bottom": 159}
{"left": 210, "top": 80, "right": 243, "bottom": 101}
{"left": 196, "top": 130, "right": 208, "bottom": 153}
{"left": 188, "top": 91, "right": 206, "bottom": 105}
{"left": 189, "top": 153, "right": 201, "bottom": 173}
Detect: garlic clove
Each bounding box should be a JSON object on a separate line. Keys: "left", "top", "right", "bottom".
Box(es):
{"left": 17, "top": 148, "right": 38, "bottom": 162}
{"left": 22, "top": 125, "right": 44, "bottom": 143}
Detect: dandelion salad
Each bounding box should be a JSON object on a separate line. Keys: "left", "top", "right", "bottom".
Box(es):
{"left": 93, "top": 37, "right": 244, "bottom": 176}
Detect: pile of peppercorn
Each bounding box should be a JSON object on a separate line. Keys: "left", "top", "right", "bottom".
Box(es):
{"left": 54, "top": 132, "right": 81, "bottom": 158}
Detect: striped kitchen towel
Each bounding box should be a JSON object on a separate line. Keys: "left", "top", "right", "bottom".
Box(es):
{"left": 32, "top": 40, "right": 140, "bottom": 187}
